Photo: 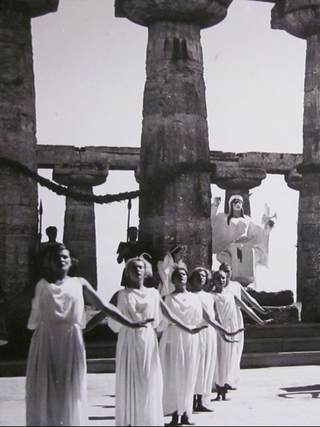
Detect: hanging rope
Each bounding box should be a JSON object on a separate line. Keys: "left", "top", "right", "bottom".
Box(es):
{"left": 0, "top": 156, "right": 213, "bottom": 204}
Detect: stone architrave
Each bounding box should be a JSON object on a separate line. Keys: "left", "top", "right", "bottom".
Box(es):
{"left": 53, "top": 158, "right": 109, "bottom": 290}
{"left": 115, "top": 0, "right": 233, "bottom": 271}
{"left": 272, "top": 0, "right": 320, "bottom": 321}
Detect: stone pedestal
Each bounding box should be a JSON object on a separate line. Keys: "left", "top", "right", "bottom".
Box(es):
{"left": 53, "top": 161, "right": 108, "bottom": 290}
{"left": 272, "top": 1, "right": 320, "bottom": 322}
{"left": 116, "top": 0, "right": 233, "bottom": 270}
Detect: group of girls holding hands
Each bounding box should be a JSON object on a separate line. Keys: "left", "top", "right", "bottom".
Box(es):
{"left": 26, "top": 243, "right": 272, "bottom": 427}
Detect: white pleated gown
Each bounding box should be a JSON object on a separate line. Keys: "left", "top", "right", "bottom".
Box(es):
{"left": 212, "top": 289, "right": 238, "bottom": 388}
{"left": 108, "top": 287, "right": 164, "bottom": 427}
{"left": 159, "top": 292, "right": 202, "bottom": 417}
{"left": 227, "top": 281, "right": 244, "bottom": 386}
{"left": 194, "top": 291, "right": 217, "bottom": 399}
{"left": 26, "top": 277, "right": 88, "bottom": 426}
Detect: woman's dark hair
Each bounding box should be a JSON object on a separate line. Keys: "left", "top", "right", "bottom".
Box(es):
{"left": 40, "top": 243, "right": 78, "bottom": 276}
{"left": 171, "top": 266, "right": 189, "bottom": 284}
{"left": 227, "top": 204, "right": 245, "bottom": 225}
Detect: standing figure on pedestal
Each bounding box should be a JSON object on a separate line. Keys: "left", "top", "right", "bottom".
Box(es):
{"left": 211, "top": 195, "right": 276, "bottom": 287}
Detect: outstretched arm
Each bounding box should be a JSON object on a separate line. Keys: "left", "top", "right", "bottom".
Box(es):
{"left": 235, "top": 296, "right": 273, "bottom": 325}
{"left": 160, "top": 298, "right": 207, "bottom": 334}
{"left": 84, "top": 311, "right": 108, "bottom": 334}
{"left": 81, "top": 279, "right": 153, "bottom": 328}
{"left": 240, "top": 287, "right": 270, "bottom": 314}
{"left": 202, "top": 307, "right": 244, "bottom": 336}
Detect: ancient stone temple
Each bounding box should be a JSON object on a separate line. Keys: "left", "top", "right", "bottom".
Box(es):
{"left": 1, "top": 0, "right": 320, "bottom": 363}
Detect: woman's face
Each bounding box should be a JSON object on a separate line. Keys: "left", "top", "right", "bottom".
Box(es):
{"left": 214, "top": 271, "right": 227, "bottom": 292}
{"left": 46, "top": 249, "right": 72, "bottom": 275}
{"left": 127, "top": 260, "right": 145, "bottom": 283}
{"left": 232, "top": 199, "right": 243, "bottom": 212}
{"left": 173, "top": 268, "right": 188, "bottom": 290}
{"left": 192, "top": 270, "right": 207, "bottom": 291}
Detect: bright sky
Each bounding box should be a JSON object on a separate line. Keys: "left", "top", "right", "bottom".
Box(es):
{"left": 31, "top": 0, "right": 306, "bottom": 302}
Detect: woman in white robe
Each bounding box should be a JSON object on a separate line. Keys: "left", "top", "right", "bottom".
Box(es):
{"left": 211, "top": 270, "right": 272, "bottom": 401}
{"left": 26, "top": 243, "right": 147, "bottom": 427}
{"left": 88, "top": 257, "right": 205, "bottom": 427}
{"left": 218, "top": 262, "right": 271, "bottom": 389}
{"left": 189, "top": 267, "right": 242, "bottom": 412}
{"left": 211, "top": 195, "right": 276, "bottom": 286}
{"left": 159, "top": 267, "right": 205, "bottom": 426}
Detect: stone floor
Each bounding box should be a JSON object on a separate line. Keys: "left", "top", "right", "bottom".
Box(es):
{"left": 0, "top": 365, "right": 319, "bottom": 426}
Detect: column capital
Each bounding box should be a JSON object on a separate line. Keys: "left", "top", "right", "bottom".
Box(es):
{"left": 212, "top": 165, "right": 266, "bottom": 190}
{"left": 271, "top": 0, "right": 320, "bottom": 39}
{"left": 0, "top": 0, "right": 59, "bottom": 17}
{"left": 53, "top": 161, "right": 109, "bottom": 188}
{"left": 115, "top": 0, "right": 233, "bottom": 29}
{"left": 285, "top": 167, "right": 302, "bottom": 191}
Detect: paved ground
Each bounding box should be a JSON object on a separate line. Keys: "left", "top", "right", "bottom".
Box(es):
{"left": 0, "top": 365, "right": 319, "bottom": 426}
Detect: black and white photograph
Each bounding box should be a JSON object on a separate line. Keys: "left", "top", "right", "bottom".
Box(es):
{"left": 0, "top": 0, "right": 319, "bottom": 425}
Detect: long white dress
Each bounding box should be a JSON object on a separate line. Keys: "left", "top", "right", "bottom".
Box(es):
{"left": 227, "top": 280, "right": 244, "bottom": 386}
{"left": 159, "top": 292, "right": 202, "bottom": 417}
{"left": 194, "top": 291, "right": 217, "bottom": 400}
{"left": 212, "top": 289, "right": 238, "bottom": 388}
{"left": 26, "top": 277, "right": 88, "bottom": 426}
{"left": 211, "top": 207, "right": 275, "bottom": 286}
{"left": 108, "top": 287, "right": 164, "bottom": 427}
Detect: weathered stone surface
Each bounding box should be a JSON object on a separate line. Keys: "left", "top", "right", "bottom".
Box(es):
{"left": 0, "top": 0, "right": 59, "bottom": 18}
{"left": 285, "top": 167, "right": 302, "bottom": 191}
{"left": 247, "top": 289, "right": 295, "bottom": 307}
{"left": 136, "top": 18, "right": 214, "bottom": 269}
{"left": 115, "top": 0, "right": 233, "bottom": 29}
{"left": 0, "top": 9, "right": 38, "bottom": 301}
{"left": 53, "top": 163, "right": 109, "bottom": 290}
{"left": 243, "top": 303, "right": 301, "bottom": 325}
{"left": 272, "top": 0, "right": 320, "bottom": 39}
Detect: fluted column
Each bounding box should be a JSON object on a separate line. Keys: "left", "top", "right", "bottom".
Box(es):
{"left": 0, "top": 1, "right": 59, "bottom": 300}
{"left": 115, "top": 0, "right": 233, "bottom": 270}
{"left": 272, "top": 1, "right": 320, "bottom": 321}
{"left": 53, "top": 161, "right": 108, "bottom": 290}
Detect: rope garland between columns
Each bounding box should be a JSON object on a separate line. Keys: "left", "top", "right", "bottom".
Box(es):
{"left": 0, "top": 156, "right": 213, "bottom": 204}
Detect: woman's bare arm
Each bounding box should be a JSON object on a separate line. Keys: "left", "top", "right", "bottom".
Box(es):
{"left": 160, "top": 298, "right": 207, "bottom": 334}
{"left": 202, "top": 307, "right": 244, "bottom": 336}
{"left": 235, "top": 296, "right": 273, "bottom": 325}
{"left": 81, "top": 278, "right": 153, "bottom": 328}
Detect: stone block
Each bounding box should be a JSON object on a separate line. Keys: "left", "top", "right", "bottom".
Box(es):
{"left": 246, "top": 289, "right": 294, "bottom": 307}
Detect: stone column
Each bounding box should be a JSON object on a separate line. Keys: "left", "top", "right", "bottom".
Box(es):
{"left": 53, "top": 161, "right": 109, "bottom": 290}
{"left": 272, "top": 1, "right": 320, "bottom": 321}
{"left": 115, "top": 0, "right": 233, "bottom": 270}
{"left": 212, "top": 165, "right": 267, "bottom": 215}
{"left": 0, "top": 1, "right": 59, "bottom": 300}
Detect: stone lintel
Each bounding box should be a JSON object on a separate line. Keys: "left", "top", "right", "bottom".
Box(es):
{"left": 0, "top": 0, "right": 59, "bottom": 17}
{"left": 37, "top": 145, "right": 302, "bottom": 176}
{"left": 37, "top": 145, "right": 139, "bottom": 171}
{"left": 114, "top": 0, "right": 232, "bottom": 29}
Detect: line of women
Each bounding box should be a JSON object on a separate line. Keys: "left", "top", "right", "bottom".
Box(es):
{"left": 25, "top": 243, "right": 271, "bottom": 427}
